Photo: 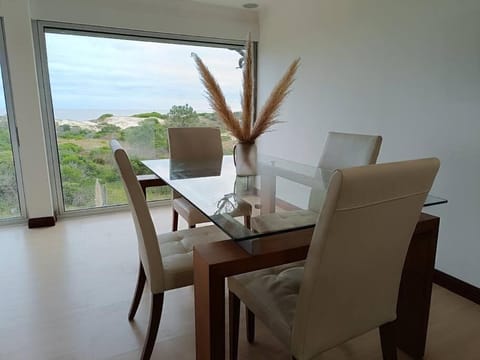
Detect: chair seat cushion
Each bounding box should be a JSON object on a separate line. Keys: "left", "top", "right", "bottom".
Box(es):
{"left": 228, "top": 261, "right": 305, "bottom": 345}
{"left": 252, "top": 210, "right": 318, "bottom": 233}
{"left": 159, "top": 225, "right": 230, "bottom": 290}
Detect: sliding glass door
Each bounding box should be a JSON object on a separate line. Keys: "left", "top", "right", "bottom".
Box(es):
{"left": 36, "top": 23, "right": 245, "bottom": 214}
{"left": 0, "top": 20, "right": 23, "bottom": 221}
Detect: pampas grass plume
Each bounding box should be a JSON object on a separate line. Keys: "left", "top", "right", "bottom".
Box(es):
{"left": 192, "top": 37, "right": 299, "bottom": 143}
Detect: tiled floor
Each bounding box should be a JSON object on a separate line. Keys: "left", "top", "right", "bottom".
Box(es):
{"left": 0, "top": 206, "right": 479, "bottom": 359}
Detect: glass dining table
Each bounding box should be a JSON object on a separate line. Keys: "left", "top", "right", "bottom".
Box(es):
{"left": 143, "top": 155, "right": 334, "bottom": 249}
{"left": 142, "top": 154, "right": 446, "bottom": 360}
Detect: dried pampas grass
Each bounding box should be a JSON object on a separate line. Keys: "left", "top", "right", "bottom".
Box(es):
{"left": 192, "top": 35, "right": 299, "bottom": 143}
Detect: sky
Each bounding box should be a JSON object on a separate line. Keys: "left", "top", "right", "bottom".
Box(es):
{"left": 42, "top": 32, "right": 243, "bottom": 120}
{"left": 0, "top": 32, "right": 243, "bottom": 120}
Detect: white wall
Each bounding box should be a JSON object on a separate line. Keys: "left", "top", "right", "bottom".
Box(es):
{"left": 1, "top": 0, "right": 54, "bottom": 219}
{"left": 0, "top": 0, "right": 257, "bottom": 220}
{"left": 257, "top": 0, "right": 480, "bottom": 286}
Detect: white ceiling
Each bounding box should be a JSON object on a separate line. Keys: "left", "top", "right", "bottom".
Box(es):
{"left": 190, "top": 0, "right": 264, "bottom": 10}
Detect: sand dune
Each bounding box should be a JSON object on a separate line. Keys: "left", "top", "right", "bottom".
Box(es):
{"left": 56, "top": 115, "right": 165, "bottom": 131}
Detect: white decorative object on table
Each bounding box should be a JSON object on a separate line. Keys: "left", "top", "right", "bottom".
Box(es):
{"left": 233, "top": 142, "right": 257, "bottom": 176}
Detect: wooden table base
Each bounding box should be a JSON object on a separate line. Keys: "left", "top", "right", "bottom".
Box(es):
{"left": 194, "top": 213, "right": 439, "bottom": 360}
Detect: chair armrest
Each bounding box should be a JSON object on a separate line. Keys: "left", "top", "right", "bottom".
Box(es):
{"left": 137, "top": 174, "right": 167, "bottom": 197}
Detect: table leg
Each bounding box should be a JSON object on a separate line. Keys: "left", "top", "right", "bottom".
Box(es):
{"left": 193, "top": 240, "right": 309, "bottom": 360}
{"left": 194, "top": 250, "right": 226, "bottom": 360}
{"left": 396, "top": 213, "right": 440, "bottom": 359}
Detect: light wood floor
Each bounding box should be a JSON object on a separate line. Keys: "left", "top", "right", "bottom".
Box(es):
{"left": 0, "top": 207, "right": 478, "bottom": 359}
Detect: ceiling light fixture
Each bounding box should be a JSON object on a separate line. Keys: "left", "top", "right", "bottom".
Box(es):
{"left": 242, "top": 3, "right": 259, "bottom": 9}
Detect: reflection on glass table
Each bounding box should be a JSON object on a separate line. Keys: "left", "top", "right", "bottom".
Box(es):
{"left": 142, "top": 155, "right": 447, "bottom": 245}
{"left": 143, "top": 155, "right": 327, "bottom": 241}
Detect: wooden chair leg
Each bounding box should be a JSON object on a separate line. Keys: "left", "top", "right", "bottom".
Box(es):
{"left": 229, "top": 291, "right": 241, "bottom": 360}
{"left": 246, "top": 306, "right": 255, "bottom": 343}
{"left": 244, "top": 215, "right": 251, "bottom": 229}
{"left": 172, "top": 209, "right": 179, "bottom": 231}
{"left": 140, "top": 293, "right": 164, "bottom": 360}
{"left": 128, "top": 261, "right": 146, "bottom": 321}
{"left": 379, "top": 321, "right": 398, "bottom": 360}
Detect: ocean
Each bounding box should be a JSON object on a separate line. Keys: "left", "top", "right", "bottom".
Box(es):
{"left": 54, "top": 109, "right": 172, "bottom": 121}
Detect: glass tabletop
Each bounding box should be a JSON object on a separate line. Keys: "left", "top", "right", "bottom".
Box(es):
{"left": 142, "top": 155, "right": 447, "bottom": 242}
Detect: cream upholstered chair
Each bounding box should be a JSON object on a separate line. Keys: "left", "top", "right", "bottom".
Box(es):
{"left": 168, "top": 127, "right": 252, "bottom": 230}
{"left": 251, "top": 131, "right": 382, "bottom": 233}
{"left": 229, "top": 158, "right": 440, "bottom": 360}
{"left": 246, "top": 132, "right": 382, "bottom": 342}
{"left": 110, "top": 140, "right": 229, "bottom": 360}
{"left": 318, "top": 131, "right": 382, "bottom": 170}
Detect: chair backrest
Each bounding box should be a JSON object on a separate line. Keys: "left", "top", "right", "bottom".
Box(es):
{"left": 308, "top": 132, "right": 383, "bottom": 212}
{"left": 167, "top": 127, "right": 223, "bottom": 161}
{"left": 110, "top": 140, "right": 165, "bottom": 294}
{"left": 318, "top": 131, "right": 382, "bottom": 170}
{"left": 291, "top": 158, "right": 440, "bottom": 360}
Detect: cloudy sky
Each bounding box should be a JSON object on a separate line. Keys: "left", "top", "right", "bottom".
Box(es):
{"left": 46, "top": 33, "right": 243, "bottom": 120}
{"left": 44, "top": 33, "right": 243, "bottom": 120}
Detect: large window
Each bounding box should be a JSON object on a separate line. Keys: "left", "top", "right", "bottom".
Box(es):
{"left": 0, "top": 20, "right": 23, "bottom": 221}
{"left": 36, "top": 23, "right": 246, "bottom": 214}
